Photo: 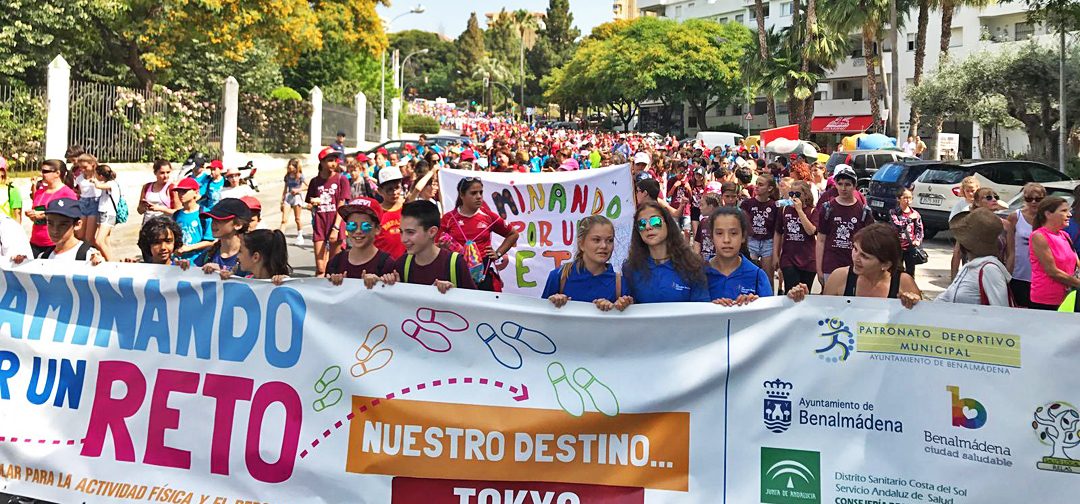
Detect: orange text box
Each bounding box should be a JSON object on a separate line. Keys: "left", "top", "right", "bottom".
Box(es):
{"left": 345, "top": 396, "right": 690, "bottom": 491}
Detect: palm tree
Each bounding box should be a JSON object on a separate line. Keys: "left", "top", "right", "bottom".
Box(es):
{"left": 510, "top": 9, "right": 539, "bottom": 119}
{"left": 746, "top": 28, "right": 789, "bottom": 128}
{"left": 791, "top": 0, "right": 854, "bottom": 136}
{"left": 931, "top": 0, "right": 994, "bottom": 147}
{"left": 753, "top": 0, "right": 777, "bottom": 126}
{"left": 907, "top": 0, "right": 934, "bottom": 137}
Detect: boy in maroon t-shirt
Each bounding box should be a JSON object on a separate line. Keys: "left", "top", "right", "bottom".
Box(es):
{"left": 306, "top": 147, "right": 351, "bottom": 276}
{"left": 814, "top": 166, "right": 874, "bottom": 285}
{"left": 382, "top": 200, "right": 477, "bottom": 293}
{"left": 327, "top": 197, "right": 393, "bottom": 287}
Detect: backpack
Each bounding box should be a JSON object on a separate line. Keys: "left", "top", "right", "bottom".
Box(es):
{"left": 403, "top": 252, "right": 459, "bottom": 287}
{"left": 976, "top": 262, "right": 1016, "bottom": 307}
{"left": 443, "top": 210, "right": 495, "bottom": 285}
{"left": 821, "top": 200, "right": 872, "bottom": 230}
{"left": 109, "top": 183, "right": 129, "bottom": 224}
{"left": 37, "top": 241, "right": 93, "bottom": 261}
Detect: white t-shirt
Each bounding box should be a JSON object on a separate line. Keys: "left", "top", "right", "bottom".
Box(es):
{"left": 97, "top": 180, "right": 120, "bottom": 212}
{"left": 0, "top": 214, "right": 32, "bottom": 258}
{"left": 901, "top": 141, "right": 916, "bottom": 156}
{"left": 76, "top": 173, "right": 100, "bottom": 200}
{"left": 47, "top": 240, "right": 99, "bottom": 261}
{"left": 936, "top": 256, "right": 1012, "bottom": 306}
{"left": 219, "top": 185, "right": 255, "bottom": 200}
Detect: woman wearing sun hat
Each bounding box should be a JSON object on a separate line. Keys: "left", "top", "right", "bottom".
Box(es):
{"left": 937, "top": 208, "right": 1012, "bottom": 306}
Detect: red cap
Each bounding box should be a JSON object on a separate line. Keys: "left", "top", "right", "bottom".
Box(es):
{"left": 209, "top": 159, "right": 224, "bottom": 170}
{"left": 356, "top": 153, "right": 370, "bottom": 162}
{"left": 337, "top": 197, "right": 383, "bottom": 223}
{"left": 460, "top": 150, "right": 476, "bottom": 162}
{"left": 240, "top": 195, "right": 261, "bottom": 212}
{"left": 171, "top": 177, "right": 200, "bottom": 192}
{"left": 377, "top": 147, "right": 389, "bottom": 156}
{"left": 318, "top": 146, "right": 337, "bottom": 161}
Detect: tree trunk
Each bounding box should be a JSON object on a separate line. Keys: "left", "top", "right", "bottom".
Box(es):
{"left": 907, "top": 0, "right": 930, "bottom": 137}
{"left": 864, "top": 28, "right": 881, "bottom": 133}
{"left": 798, "top": 0, "right": 816, "bottom": 137}
{"left": 931, "top": 0, "right": 956, "bottom": 155}
{"left": 888, "top": 0, "right": 900, "bottom": 136}
{"left": 767, "top": 97, "right": 778, "bottom": 128}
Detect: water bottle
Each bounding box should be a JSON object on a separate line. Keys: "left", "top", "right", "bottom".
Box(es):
{"left": 777, "top": 199, "right": 794, "bottom": 208}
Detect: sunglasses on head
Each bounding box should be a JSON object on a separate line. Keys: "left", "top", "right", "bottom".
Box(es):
{"left": 345, "top": 221, "right": 374, "bottom": 234}
{"left": 1025, "top": 196, "right": 1044, "bottom": 203}
{"left": 637, "top": 215, "right": 664, "bottom": 231}
{"left": 788, "top": 191, "right": 801, "bottom": 198}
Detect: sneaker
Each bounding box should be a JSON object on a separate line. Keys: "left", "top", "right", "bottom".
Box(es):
{"left": 294, "top": 233, "right": 305, "bottom": 246}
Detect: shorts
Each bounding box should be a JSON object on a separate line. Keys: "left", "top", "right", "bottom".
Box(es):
{"left": 311, "top": 212, "right": 336, "bottom": 242}
{"left": 748, "top": 237, "right": 774, "bottom": 258}
{"left": 80, "top": 197, "right": 98, "bottom": 217}
{"left": 98, "top": 211, "right": 116, "bottom": 227}
{"left": 285, "top": 193, "right": 304, "bottom": 207}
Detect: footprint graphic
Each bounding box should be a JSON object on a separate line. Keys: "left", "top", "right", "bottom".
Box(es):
{"left": 501, "top": 321, "right": 556, "bottom": 355}
{"left": 547, "top": 362, "right": 585, "bottom": 417}
{"left": 416, "top": 307, "right": 469, "bottom": 332}
{"left": 313, "top": 388, "right": 343, "bottom": 412}
{"left": 402, "top": 319, "right": 452, "bottom": 353}
{"left": 313, "top": 365, "right": 341, "bottom": 395}
{"left": 477, "top": 323, "right": 523, "bottom": 369}
{"left": 351, "top": 348, "right": 394, "bottom": 378}
{"left": 356, "top": 324, "right": 388, "bottom": 362}
{"left": 573, "top": 367, "right": 620, "bottom": 417}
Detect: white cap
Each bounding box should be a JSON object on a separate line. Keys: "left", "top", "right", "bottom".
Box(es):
{"left": 378, "top": 166, "right": 403, "bottom": 185}
{"left": 633, "top": 152, "right": 651, "bottom": 166}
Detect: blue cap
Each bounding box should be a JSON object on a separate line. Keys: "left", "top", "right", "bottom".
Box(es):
{"left": 45, "top": 198, "right": 81, "bottom": 219}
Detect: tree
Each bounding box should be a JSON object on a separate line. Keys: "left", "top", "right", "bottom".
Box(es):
{"left": 527, "top": 0, "right": 581, "bottom": 107}
{"left": 510, "top": 9, "right": 540, "bottom": 116}
{"left": 390, "top": 30, "right": 456, "bottom": 100}
{"left": 752, "top": 0, "right": 777, "bottom": 127}
{"left": 745, "top": 29, "right": 789, "bottom": 129}
{"left": 907, "top": 0, "right": 934, "bottom": 137}
{"left": 453, "top": 13, "right": 487, "bottom": 104}
{"left": 0, "top": 0, "right": 97, "bottom": 85}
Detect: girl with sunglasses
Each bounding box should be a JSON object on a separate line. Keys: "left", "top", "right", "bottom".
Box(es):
{"left": 27, "top": 159, "right": 77, "bottom": 258}
{"left": 439, "top": 177, "right": 520, "bottom": 292}
{"left": 622, "top": 202, "right": 709, "bottom": 303}
{"left": 327, "top": 197, "right": 392, "bottom": 288}
{"left": 774, "top": 180, "right": 817, "bottom": 294}
{"left": 543, "top": 215, "right": 633, "bottom": 311}
{"left": 1005, "top": 182, "right": 1045, "bottom": 308}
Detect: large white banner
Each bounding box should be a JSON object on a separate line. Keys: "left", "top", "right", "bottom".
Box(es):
{"left": 438, "top": 165, "right": 635, "bottom": 297}
{"left": 1, "top": 262, "right": 1079, "bottom": 504}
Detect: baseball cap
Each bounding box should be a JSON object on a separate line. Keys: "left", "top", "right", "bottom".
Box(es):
{"left": 209, "top": 160, "right": 224, "bottom": 170}
{"left": 356, "top": 153, "right": 370, "bottom": 163}
{"left": 460, "top": 150, "right": 476, "bottom": 162}
{"left": 633, "top": 152, "right": 651, "bottom": 166}
{"left": 171, "top": 177, "right": 201, "bottom": 192}
{"left": 318, "top": 147, "right": 337, "bottom": 161}
{"left": 378, "top": 165, "right": 403, "bottom": 185}
{"left": 44, "top": 198, "right": 82, "bottom": 219}
{"left": 833, "top": 164, "right": 857, "bottom": 182}
{"left": 182, "top": 152, "right": 207, "bottom": 171}
{"left": 336, "top": 130, "right": 346, "bottom": 137}
{"left": 224, "top": 165, "right": 241, "bottom": 176}
{"left": 337, "top": 197, "right": 383, "bottom": 224}
{"left": 201, "top": 198, "right": 252, "bottom": 221}
{"left": 634, "top": 171, "right": 652, "bottom": 183}
{"left": 240, "top": 195, "right": 262, "bottom": 213}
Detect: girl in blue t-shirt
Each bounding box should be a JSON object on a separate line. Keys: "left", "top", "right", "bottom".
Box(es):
{"left": 542, "top": 216, "right": 633, "bottom": 311}
{"left": 706, "top": 206, "right": 773, "bottom": 306}
{"left": 622, "top": 202, "right": 709, "bottom": 303}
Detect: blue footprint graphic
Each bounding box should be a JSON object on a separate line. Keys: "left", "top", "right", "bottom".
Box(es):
{"left": 477, "top": 323, "right": 523, "bottom": 369}
{"left": 501, "top": 321, "right": 557, "bottom": 355}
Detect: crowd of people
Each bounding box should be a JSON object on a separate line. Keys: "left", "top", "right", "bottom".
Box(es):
{"left": 1, "top": 107, "right": 1078, "bottom": 313}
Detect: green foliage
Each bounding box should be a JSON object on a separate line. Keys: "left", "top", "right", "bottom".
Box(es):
{"left": 390, "top": 30, "right": 456, "bottom": 100}
{"left": 111, "top": 86, "right": 217, "bottom": 161}
{"left": 0, "top": 0, "right": 96, "bottom": 85}
{"left": 401, "top": 114, "right": 440, "bottom": 134}
{"left": 283, "top": 40, "right": 391, "bottom": 113}
{"left": 526, "top": 0, "right": 581, "bottom": 107}
{"left": 165, "top": 40, "right": 284, "bottom": 101}
{"left": 270, "top": 86, "right": 303, "bottom": 101}
{"left": 237, "top": 93, "right": 311, "bottom": 153}
{"left": 0, "top": 87, "right": 46, "bottom": 171}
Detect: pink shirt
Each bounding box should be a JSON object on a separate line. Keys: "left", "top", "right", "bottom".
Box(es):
{"left": 1029, "top": 227, "right": 1078, "bottom": 305}
{"left": 30, "top": 186, "right": 77, "bottom": 247}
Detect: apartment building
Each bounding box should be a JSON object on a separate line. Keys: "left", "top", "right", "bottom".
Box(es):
{"left": 632, "top": 0, "right": 1052, "bottom": 157}
{"left": 613, "top": 0, "right": 640, "bottom": 21}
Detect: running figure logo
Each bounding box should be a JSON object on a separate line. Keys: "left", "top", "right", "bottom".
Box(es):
{"left": 815, "top": 318, "right": 855, "bottom": 363}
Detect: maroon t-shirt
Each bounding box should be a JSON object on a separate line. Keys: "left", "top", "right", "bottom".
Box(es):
{"left": 327, "top": 250, "right": 394, "bottom": 278}
{"left": 778, "top": 206, "right": 816, "bottom": 271}
{"left": 740, "top": 198, "right": 779, "bottom": 240}
{"left": 815, "top": 200, "right": 874, "bottom": 274}
{"left": 305, "top": 173, "right": 351, "bottom": 236}
{"left": 392, "top": 248, "right": 478, "bottom": 290}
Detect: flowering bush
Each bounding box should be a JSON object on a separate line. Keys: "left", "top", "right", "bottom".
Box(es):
{"left": 237, "top": 93, "right": 311, "bottom": 153}
{"left": 0, "top": 87, "right": 46, "bottom": 172}
{"left": 112, "top": 86, "right": 217, "bottom": 161}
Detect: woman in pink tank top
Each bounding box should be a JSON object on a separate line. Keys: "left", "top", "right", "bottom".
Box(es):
{"left": 1029, "top": 196, "right": 1080, "bottom": 309}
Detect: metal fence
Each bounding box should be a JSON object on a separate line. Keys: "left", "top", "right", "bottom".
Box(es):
{"left": 237, "top": 94, "right": 311, "bottom": 154}
{"left": 365, "top": 104, "right": 380, "bottom": 142}
{"left": 0, "top": 83, "right": 47, "bottom": 172}
{"left": 68, "top": 80, "right": 156, "bottom": 162}
{"left": 321, "top": 101, "right": 357, "bottom": 147}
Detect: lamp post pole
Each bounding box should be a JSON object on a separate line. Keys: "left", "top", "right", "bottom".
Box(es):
{"left": 380, "top": 5, "right": 425, "bottom": 142}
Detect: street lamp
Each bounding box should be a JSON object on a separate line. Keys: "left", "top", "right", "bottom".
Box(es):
{"left": 380, "top": 4, "right": 425, "bottom": 142}
{"left": 399, "top": 48, "right": 430, "bottom": 96}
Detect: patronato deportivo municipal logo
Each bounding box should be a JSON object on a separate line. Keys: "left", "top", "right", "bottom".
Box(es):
{"left": 1033, "top": 401, "right": 1080, "bottom": 474}
{"left": 764, "top": 379, "right": 793, "bottom": 433}
{"left": 948, "top": 385, "right": 987, "bottom": 429}
{"left": 761, "top": 447, "right": 821, "bottom": 504}
{"left": 815, "top": 318, "right": 854, "bottom": 364}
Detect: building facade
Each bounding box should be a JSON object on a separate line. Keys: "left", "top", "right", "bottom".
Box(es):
{"left": 613, "top": 0, "right": 640, "bottom": 21}
{"left": 632, "top": 0, "right": 1052, "bottom": 157}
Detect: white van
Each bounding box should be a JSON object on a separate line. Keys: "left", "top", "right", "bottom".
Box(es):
{"left": 694, "top": 131, "right": 744, "bottom": 150}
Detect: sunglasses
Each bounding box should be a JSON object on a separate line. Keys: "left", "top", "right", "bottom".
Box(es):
{"left": 1025, "top": 196, "right": 1044, "bottom": 203}
{"left": 40, "top": 168, "right": 58, "bottom": 174}
{"left": 345, "top": 221, "right": 374, "bottom": 234}
{"left": 984, "top": 194, "right": 1000, "bottom": 201}
{"left": 788, "top": 191, "right": 802, "bottom": 198}
{"left": 637, "top": 215, "right": 664, "bottom": 231}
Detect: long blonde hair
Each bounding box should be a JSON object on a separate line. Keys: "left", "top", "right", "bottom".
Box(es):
{"left": 286, "top": 158, "right": 302, "bottom": 180}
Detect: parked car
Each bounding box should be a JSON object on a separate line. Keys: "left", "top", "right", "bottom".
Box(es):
{"left": 694, "top": 131, "right": 744, "bottom": 150}
{"left": 362, "top": 139, "right": 419, "bottom": 157}
{"left": 998, "top": 180, "right": 1079, "bottom": 217}
{"left": 866, "top": 160, "right": 935, "bottom": 221}
{"left": 910, "top": 159, "right": 1072, "bottom": 237}
{"left": 826, "top": 149, "right": 917, "bottom": 195}
{"left": 427, "top": 135, "right": 469, "bottom": 150}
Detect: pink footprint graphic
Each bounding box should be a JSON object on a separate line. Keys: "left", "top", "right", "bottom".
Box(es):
{"left": 402, "top": 319, "right": 452, "bottom": 353}
{"left": 415, "top": 307, "right": 469, "bottom": 332}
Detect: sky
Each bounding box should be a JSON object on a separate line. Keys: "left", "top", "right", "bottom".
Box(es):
{"left": 376, "top": 0, "right": 613, "bottom": 39}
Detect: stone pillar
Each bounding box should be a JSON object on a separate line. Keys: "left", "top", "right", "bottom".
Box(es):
{"left": 390, "top": 97, "right": 401, "bottom": 139}
{"left": 355, "top": 92, "right": 367, "bottom": 148}
{"left": 310, "top": 86, "right": 323, "bottom": 156}
{"left": 220, "top": 76, "right": 239, "bottom": 165}
{"left": 44, "top": 55, "right": 71, "bottom": 160}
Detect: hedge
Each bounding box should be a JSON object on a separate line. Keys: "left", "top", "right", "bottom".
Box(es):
{"left": 401, "top": 114, "right": 440, "bottom": 134}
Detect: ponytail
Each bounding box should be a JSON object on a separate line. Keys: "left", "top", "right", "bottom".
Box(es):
{"left": 244, "top": 229, "right": 292, "bottom": 277}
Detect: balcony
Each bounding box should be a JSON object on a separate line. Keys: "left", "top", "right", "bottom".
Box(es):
{"left": 638, "top": 0, "right": 669, "bottom": 15}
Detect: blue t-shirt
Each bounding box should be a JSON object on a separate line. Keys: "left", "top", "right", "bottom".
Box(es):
{"left": 706, "top": 256, "right": 774, "bottom": 300}
{"left": 195, "top": 173, "right": 225, "bottom": 213}
{"left": 540, "top": 263, "right": 631, "bottom": 303}
{"left": 195, "top": 247, "right": 247, "bottom": 276}
{"left": 625, "top": 258, "right": 710, "bottom": 304}
{"left": 1066, "top": 218, "right": 1080, "bottom": 256}
{"left": 175, "top": 209, "right": 212, "bottom": 259}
